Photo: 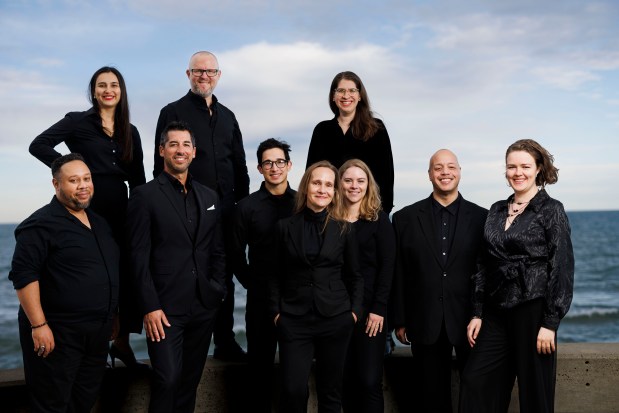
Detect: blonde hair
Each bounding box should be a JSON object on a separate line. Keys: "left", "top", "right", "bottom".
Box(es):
{"left": 338, "top": 159, "right": 382, "bottom": 221}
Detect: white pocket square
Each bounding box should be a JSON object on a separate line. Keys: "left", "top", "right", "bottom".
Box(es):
{"left": 207, "top": 204, "right": 216, "bottom": 211}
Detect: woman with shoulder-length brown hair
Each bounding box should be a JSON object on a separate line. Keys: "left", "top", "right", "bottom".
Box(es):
{"left": 29, "top": 66, "right": 147, "bottom": 369}
{"left": 338, "top": 159, "right": 395, "bottom": 413}
{"left": 306, "top": 71, "right": 394, "bottom": 213}
{"left": 269, "top": 160, "right": 364, "bottom": 413}
{"left": 460, "top": 139, "right": 574, "bottom": 413}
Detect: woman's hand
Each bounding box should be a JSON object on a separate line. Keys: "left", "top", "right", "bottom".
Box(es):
{"left": 365, "top": 313, "right": 384, "bottom": 337}
{"left": 274, "top": 313, "right": 280, "bottom": 326}
{"left": 537, "top": 327, "right": 556, "bottom": 354}
{"left": 467, "top": 318, "right": 482, "bottom": 348}
{"left": 352, "top": 312, "right": 358, "bottom": 323}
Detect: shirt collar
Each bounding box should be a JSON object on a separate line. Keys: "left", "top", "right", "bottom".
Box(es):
{"left": 431, "top": 193, "right": 461, "bottom": 216}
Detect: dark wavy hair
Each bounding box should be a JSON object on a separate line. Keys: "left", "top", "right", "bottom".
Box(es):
{"left": 88, "top": 66, "right": 133, "bottom": 163}
{"left": 506, "top": 139, "right": 559, "bottom": 186}
{"left": 256, "top": 138, "right": 291, "bottom": 165}
{"left": 328, "top": 71, "right": 380, "bottom": 142}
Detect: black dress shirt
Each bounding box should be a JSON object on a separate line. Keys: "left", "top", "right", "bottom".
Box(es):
{"left": 162, "top": 172, "right": 199, "bottom": 240}
{"left": 8, "top": 197, "right": 120, "bottom": 324}
{"left": 231, "top": 182, "right": 296, "bottom": 290}
{"left": 29, "top": 108, "right": 146, "bottom": 190}
{"left": 154, "top": 91, "right": 250, "bottom": 208}
{"left": 306, "top": 117, "right": 394, "bottom": 213}
{"left": 431, "top": 195, "right": 461, "bottom": 265}
{"left": 471, "top": 189, "right": 574, "bottom": 330}
{"left": 303, "top": 208, "right": 328, "bottom": 263}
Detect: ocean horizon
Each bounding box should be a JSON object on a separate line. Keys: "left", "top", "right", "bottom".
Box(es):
{"left": 1, "top": 210, "right": 618, "bottom": 369}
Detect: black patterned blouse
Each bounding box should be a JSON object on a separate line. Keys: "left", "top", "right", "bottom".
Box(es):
{"left": 471, "top": 189, "right": 574, "bottom": 330}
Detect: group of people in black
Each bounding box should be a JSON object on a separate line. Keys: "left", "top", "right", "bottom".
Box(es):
{"left": 9, "top": 50, "right": 574, "bottom": 413}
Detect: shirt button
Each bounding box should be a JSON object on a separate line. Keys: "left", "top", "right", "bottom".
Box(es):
{"left": 442, "top": 252, "right": 446, "bottom": 256}
{"left": 443, "top": 273, "right": 447, "bottom": 277}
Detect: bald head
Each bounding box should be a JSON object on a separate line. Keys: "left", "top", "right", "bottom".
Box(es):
{"left": 189, "top": 51, "right": 218, "bottom": 67}
{"left": 428, "top": 149, "right": 460, "bottom": 172}
{"left": 428, "top": 149, "right": 461, "bottom": 203}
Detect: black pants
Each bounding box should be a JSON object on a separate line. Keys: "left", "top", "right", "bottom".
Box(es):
{"left": 278, "top": 311, "right": 355, "bottom": 413}
{"left": 410, "top": 321, "right": 469, "bottom": 413}
{"left": 460, "top": 298, "right": 557, "bottom": 413}
{"left": 19, "top": 312, "right": 112, "bottom": 413}
{"left": 342, "top": 318, "right": 387, "bottom": 413}
{"left": 147, "top": 295, "right": 218, "bottom": 413}
{"left": 245, "top": 292, "right": 278, "bottom": 412}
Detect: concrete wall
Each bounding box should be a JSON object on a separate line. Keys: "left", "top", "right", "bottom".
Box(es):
{"left": 1, "top": 343, "right": 617, "bottom": 412}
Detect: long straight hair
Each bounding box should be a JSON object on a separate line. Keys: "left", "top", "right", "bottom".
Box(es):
{"left": 328, "top": 71, "right": 380, "bottom": 142}
{"left": 88, "top": 66, "right": 133, "bottom": 162}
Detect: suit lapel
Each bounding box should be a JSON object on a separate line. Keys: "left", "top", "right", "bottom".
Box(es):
{"left": 445, "top": 199, "right": 472, "bottom": 268}
{"left": 288, "top": 214, "right": 310, "bottom": 266}
{"left": 157, "top": 174, "right": 194, "bottom": 242}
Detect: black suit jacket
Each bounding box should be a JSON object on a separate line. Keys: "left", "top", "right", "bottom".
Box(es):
{"left": 391, "top": 194, "right": 487, "bottom": 346}
{"left": 269, "top": 214, "right": 364, "bottom": 319}
{"left": 127, "top": 174, "right": 227, "bottom": 316}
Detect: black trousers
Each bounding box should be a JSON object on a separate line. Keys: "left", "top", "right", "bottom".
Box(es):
{"left": 460, "top": 298, "right": 557, "bottom": 413}
{"left": 410, "top": 321, "right": 469, "bottom": 413}
{"left": 342, "top": 319, "right": 387, "bottom": 413}
{"left": 278, "top": 311, "right": 355, "bottom": 413}
{"left": 19, "top": 312, "right": 112, "bottom": 413}
{"left": 146, "top": 295, "right": 218, "bottom": 413}
{"left": 245, "top": 292, "right": 278, "bottom": 412}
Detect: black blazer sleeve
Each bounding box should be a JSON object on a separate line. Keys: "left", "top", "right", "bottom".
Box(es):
{"left": 368, "top": 213, "right": 396, "bottom": 317}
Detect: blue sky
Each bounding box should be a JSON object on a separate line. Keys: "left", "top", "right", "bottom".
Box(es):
{"left": 1, "top": 0, "right": 618, "bottom": 223}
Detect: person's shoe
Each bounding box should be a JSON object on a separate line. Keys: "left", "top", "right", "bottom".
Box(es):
{"left": 109, "top": 343, "right": 151, "bottom": 370}
{"left": 213, "top": 341, "right": 248, "bottom": 362}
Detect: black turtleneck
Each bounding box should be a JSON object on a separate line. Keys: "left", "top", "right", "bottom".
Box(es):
{"left": 303, "top": 207, "right": 328, "bottom": 263}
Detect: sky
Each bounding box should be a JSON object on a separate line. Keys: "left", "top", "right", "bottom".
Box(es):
{"left": 1, "top": 0, "right": 618, "bottom": 223}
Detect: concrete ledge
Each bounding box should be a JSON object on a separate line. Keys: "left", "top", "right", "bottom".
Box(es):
{"left": 1, "top": 343, "right": 617, "bottom": 412}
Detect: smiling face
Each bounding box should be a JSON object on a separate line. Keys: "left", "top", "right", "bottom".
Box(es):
{"left": 53, "top": 160, "right": 94, "bottom": 212}
{"left": 258, "top": 148, "right": 291, "bottom": 188}
{"left": 306, "top": 167, "right": 336, "bottom": 212}
{"left": 506, "top": 150, "right": 540, "bottom": 199}
{"left": 340, "top": 166, "right": 368, "bottom": 207}
{"left": 187, "top": 52, "right": 220, "bottom": 100}
{"left": 428, "top": 149, "right": 461, "bottom": 197}
{"left": 94, "top": 72, "right": 121, "bottom": 110}
{"left": 160, "top": 130, "right": 196, "bottom": 175}
{"left": 333, "top": 79, "right": 360, "bottom": 116}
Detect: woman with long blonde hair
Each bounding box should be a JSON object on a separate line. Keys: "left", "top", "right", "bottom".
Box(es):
{"left": 338, "top": 159, "right": 395, "bottom": 413}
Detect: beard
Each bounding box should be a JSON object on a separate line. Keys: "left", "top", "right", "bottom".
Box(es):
{"left": 57, "top": 189, "right": 92, "bottom": 212}
{"left": 190, "top": 80, "right": 213, "bottom": 99}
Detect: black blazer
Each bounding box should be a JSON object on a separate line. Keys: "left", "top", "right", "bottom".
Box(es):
{"left": 269, "top": 214, "right": 364, "bottom": 320}
{"left": 391, "top": 195, "right": 487, "bottom": 346}
{"left": 127, "top": 174, "right": 227, "bottom": 317}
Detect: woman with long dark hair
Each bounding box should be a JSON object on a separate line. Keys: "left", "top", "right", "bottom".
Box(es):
{"left": 338, "top": 159, "right": 395, "bottom": 413}
{"left": 306, "top": 71, "right": 394, "bottom": 213}
{"left": 460, "top": 139, "right": 574, "bottom": 412}
{"left": 29, "top": 66, "right": 146, "bottom": 368}
{"left": 270, "top": 160, "right": 363, "bottom": 412}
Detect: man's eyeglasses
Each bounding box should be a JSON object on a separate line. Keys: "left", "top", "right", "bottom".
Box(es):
{"left": 334, "top": 88, "right": 360, "bottom": 96}
{"left": 190, "top": 68, "right": 220, "bottom": 78}
{"left": 261, "top": 159, "right": 288, "bottom": 170}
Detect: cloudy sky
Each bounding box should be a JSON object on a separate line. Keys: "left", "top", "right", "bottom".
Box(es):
{"left": 1, "top": 0, "right": 618, "bottom": 223}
